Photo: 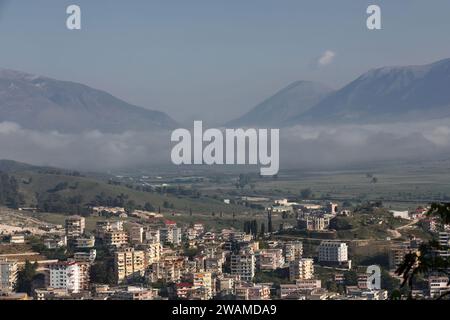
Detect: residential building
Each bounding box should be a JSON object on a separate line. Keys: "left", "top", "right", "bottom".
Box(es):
{"left": 114, "top": 248, "right": 146, "bottom": 283}
{"left": 104, "top": 230, "right": 129, "bottom": 248}
{"left": 429, "top": 276, "right": 450, "bottom": 298}
{"left": 0, "top": 259, "right": 18, "bottom": 291}
{"left": 255, "top": 249, "right": 284, "bottom": 270}
{"left": 289, "top": 258, "right": 314, "bottom": 281}
{"left": 230, "top": 249, "right": 255, "bottom": 282}
{"left": 283, "top": 241, "right": 303, "bottom": 262}
{"left": 130, "top": 226, "right": 144, "bottom": 244}
{"left": 65, "top": 216, "right": 85, "bottom": 239}
{"left": 318, "top": 242, "right": 348, "bottom": 263}
{"left": 47, "top": 261, "right": 82, "bottom": 293}
{"left": 74, "top": 236, "right": 95, "bottom": 249}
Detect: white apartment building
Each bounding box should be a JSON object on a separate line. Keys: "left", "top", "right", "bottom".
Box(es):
{"left": 0, "top": 259, "right": 18, "bottom": 291}
{"left": 160, "top": 226, "right": 182, "bottom": 245}
{"left": 318, "top": 241, "right": 348, "bottom": 263}
{"left": 289, "top": 258, "right": 314, "bottom": 281}
{"left": 231, "top": 250, "right": 255, "bottom": 282}
{"left": 48, "top": 261, "right": 81, "bottom": 293}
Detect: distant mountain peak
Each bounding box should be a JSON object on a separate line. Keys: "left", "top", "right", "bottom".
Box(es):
{"left": 227, "top": 80, "right": 333, "bottom": 127}
{"left": 0, "top": 68, "right": 177, "bottom": 133}
{"left": 288, "top": 57, "right": 450, "bottom": 125}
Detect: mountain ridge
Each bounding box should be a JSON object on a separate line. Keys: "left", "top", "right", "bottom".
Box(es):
{"left": 0, "top": 68, "right": 178, "bottom": 133}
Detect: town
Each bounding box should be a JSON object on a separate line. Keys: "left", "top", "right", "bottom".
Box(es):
{"left": 1, "top": 194, "right": 449, "bottom": 301}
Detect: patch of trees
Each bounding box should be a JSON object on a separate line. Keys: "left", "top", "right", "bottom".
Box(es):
{"left": 15, "top": 260, "right": 42, "bottom": 295}
{"left": 0, "top": 172, "right": 24, "bottom": 208}
{"left": 36, "top": 192, "right": 90, "bottom": 215}
{"left": 330, "top": 217, "right": 353, "bottom": 230}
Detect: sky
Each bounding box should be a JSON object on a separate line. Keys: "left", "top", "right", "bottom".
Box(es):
{"left": 1, "top": 0, "right": 450, "bottom": 125}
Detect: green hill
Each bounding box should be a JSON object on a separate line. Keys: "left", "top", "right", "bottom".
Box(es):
{"left": 1, "top": 160, "right": 247, "bottom": 215}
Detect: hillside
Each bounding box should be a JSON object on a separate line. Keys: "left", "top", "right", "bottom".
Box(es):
{"left": 288, "top": 58, "right": 450, "bottom": 125}
{"left": 0, "top": 160, "right": 246, "bottom": 215}
{"left": 0, "top": 69, "right": 177, "bottom": 133}
{"left": 227, "top": 81, "right": 333, "bottom": 127}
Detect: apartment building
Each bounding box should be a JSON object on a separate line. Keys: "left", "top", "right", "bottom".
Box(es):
{"left": 160, "top": 226, "right": 182, "bottom": 246}
{"left": 298, "top": 216, "right": 330, "bottom": 231}
{"left": 74, "top": 236, "right": 95, "bottom": 249}
{"left": 193, "top": 272, "right": 213, "bottom": 299}
{"left": 95, "top": 220, "right": 123, "bottom": 238}
{"left": 114, "top": 248, "right": 146, "bottom": 283}
{"left": 289, "top": 258, "right": 314, "bottom": 281}
{"left": 65, "top": 216, "right": 85, "bottom": 239}
{"left": 255, "top": 249, "right": 285, "bottom": 271}
{"left": 235, "top": 284, "right": 271, "bottom": 300}
{"left": 283, "top": 241, "right": 303, "bottom": 262}
{"left": 130, "top": 226, "right": 144, "bottom": 244}
{"left": 73, "top": 250, "right": 97, "bottom": 264}
{"left": 230, "top": 249, "right": 255, "bottom": 282}
{"left": 143, "top": 241, "right": 162, "bottom": 265}
{"left": 318, "top": 242, "right": 348, "bottom": 263}
{"left": 0, "top": 259, "right": 18, "bottom": 291}
{"left": 47, "top": 261, "right": 82, "bottom": 293}
{"left": 104, "top": 230, "right": 129, "bottom": 247}
{"left": 429, "top": 276, "right": 450, "bottom": 298}
{"left": 279, "top": 280, "right": 321, "bottom": 299}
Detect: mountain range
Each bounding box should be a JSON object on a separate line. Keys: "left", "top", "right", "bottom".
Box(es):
{"left": 230, "top": 58, "right": 450, "bottom": 127}
{"left": 0, "top": 69, "right": 177, "bottom": 133}
{"left": 227, "top": 81, "right": 333, "bottom": 127}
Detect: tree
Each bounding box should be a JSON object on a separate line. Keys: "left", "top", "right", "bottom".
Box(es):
{"left": 396, "top": 202, "right": 450, "bottom": 299}
{"left": 15, "top": 260, "right": 38, "bottom": 295}
{"left": 267, "top": 210, "right": 273, "bottom": 233}
{"left": 300, "top": 188, "right": 312, "bottom": 200}
{"left": 144, "top": 202, "right": 155, "bottom": 212}
{"left": 260, "top": 223, "right": 266, "bottom": 237}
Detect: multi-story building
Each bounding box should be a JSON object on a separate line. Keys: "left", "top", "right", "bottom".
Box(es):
{"left": 298, "top": 216, "right": 330, "bottom": 231}
{"left": 318, "top": 242, "right": 348, "bottom": 264}
{"left": 283, "top": 241, "right": 303, "bottom": 262}
{"left": 389, "top": 242, "right": 420, "bottom": 271}
{"left": 143, "top": 241, "right": 162, "bottom": 265}
{"left": 0, "top": 259, "right": 18, "bottom": 291}
{"left": 95, "top": 220, "right": 124, "bottom": 238}
{"left": 104, "top": 230, "right": 129, "bottom": 248}
{"left": 235, "top": 284, "right": 271, "bottom": 300}
{"left": 289, "top": 258, "right": 314, "bottom": 281}
{"left": 44, "top": 235, "right": 67, "bottom": 249}
{"left": 429, "top": 276, "right": 450, "bottom": 298}
{"left": 193, "top": 272, "right": 213, "bottom": 299}
{"left": 74, "top": 236, "right": 95, "bottom": 249}
{"left": 114, "top": 248, "right": 146, "bottom": 283}
{"left": 144, "top": 229, "right": 160, "bottom": 244}
{"left": 9, "top": 235, "right": 25, "bottom": 244}
{"left": 230, "top": 249, "right": 255, "bottom": 282}
{"left": 73, "top": 250, "right": 97, "bottom": 264}
{"left": 47, "top": 261, "right": 82, "bottom": 293}
{"left": 160, "top": 226, "right": 182, "bottom": 246}
{"left": 255, "top": 249, "right": 284, "bottom": 270}
{"left": 130, "top": 226, "right": 144, "bottom": 244}
{"left": 279, "top": 280, "right": 321, "bottom": 299}
{"left": 65, "top": 216, "right": 85, "bottom": 239}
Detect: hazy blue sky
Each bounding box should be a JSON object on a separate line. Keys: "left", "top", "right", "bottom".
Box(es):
{"left": 1, "top": 0, "right": 450, "bottom": 124}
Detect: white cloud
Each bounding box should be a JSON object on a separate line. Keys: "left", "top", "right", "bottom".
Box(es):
{"left": 318, "top": 50, "right": 336, "bottom": 67}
